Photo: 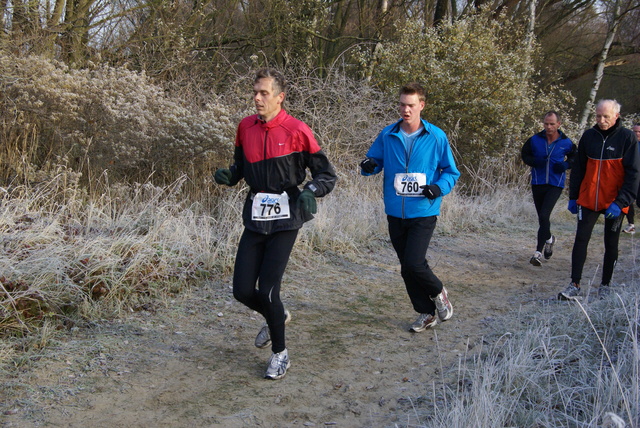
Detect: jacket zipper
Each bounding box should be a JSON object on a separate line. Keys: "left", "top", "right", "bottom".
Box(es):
{"left": 545, "top": 137, "right": 560, "bottom": 184}
{"left": 594, "top": 131, "right": 607, "bottom": 210}
{"left": 262, "top": 129, "right": 269, "bottom": 192}
{"left": 402, "top": 132, "right": 417, "bottom": 219}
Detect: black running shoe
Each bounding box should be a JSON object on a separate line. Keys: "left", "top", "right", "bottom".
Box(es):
{"left": 530, "top": 251, "right": 542, "bottom": 266}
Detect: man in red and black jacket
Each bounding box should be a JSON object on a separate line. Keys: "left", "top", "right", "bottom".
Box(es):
{"left": 215, "top": 68, "right": 336, "bottom": 379}
{"left": 558, "top": 99, "right": 640, "bottom": 300}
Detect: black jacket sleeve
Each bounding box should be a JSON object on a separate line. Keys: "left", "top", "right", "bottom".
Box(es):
{"left": 227, "top": 145, "right": 244, "bottom": 186}
{"left": 565, "top": 143, "right": 577, "bottom": 170}
{"left": 303, "top": 149, "right": 337, "bottom": 197}
{"left": 520, "top": 137, "right": 537, "bottom": 167}
{"left": 615, "top": 134, "right": 640, "bottom": 209}
{"left": 569, "top": 135, "right": 588, "bottom": 200}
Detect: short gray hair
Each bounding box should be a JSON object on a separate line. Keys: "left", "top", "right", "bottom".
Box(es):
{"left": 596, "top": 99, "right": 621, "bottom": 114}
{"left": 544, "top": 111, "right": 561, "bottom": 122}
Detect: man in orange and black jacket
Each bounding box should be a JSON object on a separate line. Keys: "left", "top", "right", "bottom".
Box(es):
{"left": 558, "top": 99, "right": 640, "bottom": 300}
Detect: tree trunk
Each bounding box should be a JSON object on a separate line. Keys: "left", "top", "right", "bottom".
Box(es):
{"left": 0, "top": 0, "right": 8, "bottom": 33}
{"left": 424, "top": 0, "right": 434, "bottom": 27}
{"left": 61, "top": 0, "right": 95, "bottom": 66}
{"left": 434, "top": 0, "right": 450, "bottom": 26}
{"left": 365, "top": 0, "right": 388, "bottom": 81}
{"left": 578, "top": 0, "right": 622, "bottom": 130}
{"left": 42, "top": 0, "right": 67, "bottom": 57}
{"left": 526, "top": 0, "right": 535, "bottom": 49}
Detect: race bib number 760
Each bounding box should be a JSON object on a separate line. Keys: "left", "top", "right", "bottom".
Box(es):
{"left": 251, "top": 192, "right": 291, "bottom": 221}
{"left": 394, "top": 173, "right": 427, "bottom": 197}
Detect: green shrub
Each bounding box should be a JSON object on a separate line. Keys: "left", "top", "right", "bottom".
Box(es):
{"left": 365, "top": 11, "right": 575, "bottom": 167}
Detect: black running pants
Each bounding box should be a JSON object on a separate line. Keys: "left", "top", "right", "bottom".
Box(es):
{"left": 571, "top": 206, "right": 622, "bottom": 286}
{"left": 387, "top": 215, "right": 443, "bottom": 315}
{"left": 232, "top": 228, "right": 298, "bottom": 354}
{"left": 531, "top": 184, "right": 563, "bottom": 253}
{"left": 625, "top": 204, "right": 635, "bottom": 225}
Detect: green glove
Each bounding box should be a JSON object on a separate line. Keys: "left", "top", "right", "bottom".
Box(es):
{"left": 297, "top": 189, "right": 317, "bottom": 214}
{"left": 214, "top": 168, "right": 232, "bottom": 185}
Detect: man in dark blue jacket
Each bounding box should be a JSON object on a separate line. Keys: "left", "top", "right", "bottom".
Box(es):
{"left": 521, "top": 111, "right": 576, "bottom": 266}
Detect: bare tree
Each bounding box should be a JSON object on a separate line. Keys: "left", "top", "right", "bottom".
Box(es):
{"left": 0, "top": 0, "right": 133, "bottom": 66}
{"left": 578, "top": 0, "right": 623, "bottom": 129}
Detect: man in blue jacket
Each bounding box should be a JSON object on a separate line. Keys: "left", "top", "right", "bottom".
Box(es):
{"left": 360, "top": 83, "right": 460, "bottom": 332}
{"left": 521, "top": 111, "right": 576, "bottom": 266}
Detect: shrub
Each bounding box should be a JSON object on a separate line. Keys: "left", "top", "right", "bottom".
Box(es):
{"left": 0, "top": 54, "right": 236, "bottom": 185}
{"left": 365, "top": 11, "right": 575, "bottom": 168}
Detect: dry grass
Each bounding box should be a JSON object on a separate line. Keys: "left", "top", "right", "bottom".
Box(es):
{"left": 0, "top": 170, "right": 228, "bottom": 344}
{"left": 412, "top": 283, "right": 640, "bottom": 427}
{"left": 2, "top": 161, "right": 638, "bottom": 427}
{"left": 0, "top": 159, "right": 537, "bottom": 341}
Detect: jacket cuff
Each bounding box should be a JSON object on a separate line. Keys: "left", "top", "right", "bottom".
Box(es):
{"left": 304, "top": 183, "right": 318, "bottom": 196}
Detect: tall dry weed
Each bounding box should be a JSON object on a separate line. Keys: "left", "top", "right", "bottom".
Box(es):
{"left": 0, "top": 154, "right": 534, "bottom": 345}
{"left": 417, "top": 290, "right": 640, "bottom": 427}
{"left": 0, "top": 172, "right": 233, "bottom": 343}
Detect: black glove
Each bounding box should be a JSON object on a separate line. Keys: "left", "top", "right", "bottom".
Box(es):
{"left": 552, "top": 162, "right": 569, "bottom": 173}
{"left": 360, "top": 158, "right": 378, "bottom": 174}
{"left": 297, "top": 189, "right": 317, "bottom": 214}
{"left": 214, "top": 168, "right": 232, "bottom": 185}
{"left": 420, "top": 184, "right": 441, "bottom": 199}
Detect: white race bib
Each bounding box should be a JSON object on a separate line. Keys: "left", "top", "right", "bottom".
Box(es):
{"left": 251, "top": 192, "right": 291, "bottom": 221}
{"left": 394, "top": 173, "right": 427, "bottom": 197}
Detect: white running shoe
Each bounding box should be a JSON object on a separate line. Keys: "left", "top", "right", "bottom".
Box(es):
{"left": 431, "top": 287, "right": 453, "bottom": 321}
{"left": 558, "top": 283, "right": 580, "bottom": 300}
{"left": 530, "top": 251, "right": 543, "bottom": 266}
{"left": 597, "top": 284, "right": 611, "bottom": 299}
{"left": 409, "top": 313, "right": 438, "bottom": 332}
{"left": 543, "top": 236, "right": 556, "bottom": 259}
{"left": 265, "top": 349, "right": 290, "bottom": 380}
{"left": 623, "top": 224, "right": 635, "bottom": 234}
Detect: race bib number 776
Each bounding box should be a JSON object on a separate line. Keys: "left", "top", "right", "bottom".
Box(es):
{"left": 251, "top": 192, "right": 291, "bottom": 221}
{"left": 394, "top": 173, "right": 427, "bottom": 197}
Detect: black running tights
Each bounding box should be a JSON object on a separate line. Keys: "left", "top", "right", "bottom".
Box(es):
{"left": 531, "top": 184, "right": 563, "bottom": 252}
{"left": 232, "top": 228, "right": 298, "bottom": 354}
{"left": 571, "top": 206, "right": 622, "bottom": 286}
{"left": 387, "top": 215, "right": 443, "bottom": 315}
